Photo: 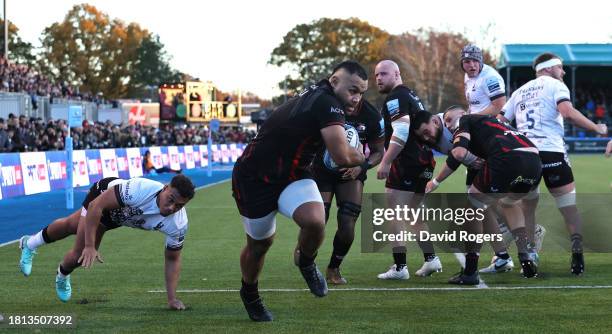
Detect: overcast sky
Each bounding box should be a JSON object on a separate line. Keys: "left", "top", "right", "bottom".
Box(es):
{"left": 9, "top": 0, "right": 612, "bottom": 98}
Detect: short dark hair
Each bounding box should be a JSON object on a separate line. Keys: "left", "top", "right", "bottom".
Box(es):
{"left": 411, "top": 111, "right": 433, "bottom": 132}
{"left": 443, "top": 105, "right": 465, "bottom": 118}
{"left": 331, "top": 60, "right": 368, "bottom": 80}
{"left": 170, "top": 174, "right": 195, "bottom": 200}
{"left": 533, "top": 52, "right": 561, "bottom": 70}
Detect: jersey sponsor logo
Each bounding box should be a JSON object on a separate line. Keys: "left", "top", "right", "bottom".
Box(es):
{"left": 486, "top": 77, "right": 501, "bottom": 93}
{"left": 386, "top": 99, "right": 400, "bottom": 116}
{"left": 330, "top": 106, "right": 344, "bottom": 115}
{"left": 469, "top": 100, "right": 481, "bottom": 105}
{"left": 122, "top": 182, "right": 135, "bottom": 203}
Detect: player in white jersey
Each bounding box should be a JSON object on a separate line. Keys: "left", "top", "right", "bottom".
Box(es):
{"left": 499, "top": 52, "right": 608, "bottom": 275}
{"left": 460, "top": 45, "right": 519, "bottom": 273}
{"left": 20, "top": 175, "right": 195, "bottom": 308}
{"left": 462, "top": 44, "right": 506, "bottom": 116}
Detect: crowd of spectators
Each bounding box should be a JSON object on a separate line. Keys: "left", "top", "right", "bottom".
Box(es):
{"left": 574, "top": 86, "right": 611, "bottom": 125}
{"left": 0, "top": 113, "right": 256, "bottom": 153}
{"left": 0, "top": 57, "right": 109, "bottom": 106}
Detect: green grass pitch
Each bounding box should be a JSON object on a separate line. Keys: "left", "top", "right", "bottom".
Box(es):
{"left": 2, "top": 154, "right": 612, "bottom": 333}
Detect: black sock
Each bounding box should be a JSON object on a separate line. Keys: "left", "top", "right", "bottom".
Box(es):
{"left": 571, "top": 233, "right": 583, "bottom": 253}
{"left": 464, "top": 253, "right": 479, "bottom": 275}
{"left": 328, "top": 234, "right": 351, "bottom": 269}
{"left": 392, "top": 246, "right": 407, "bottom": 270}
{"left": 241, "top": 279, "right": 260, "bottom": 303}
{"left": 58, "top": 264, "right": 73, "bottom": 276}
{"left": 512, "top": 227, "right": 529, "bottom": 254}
{"left": 495, "top": 251, "right": 510, "bottom": 260}
{"left": 298, "top": 249, "right": 316, "bottom": 268}
{"left": 423, "top": 253, "right": 437, "bottom": 262}
{"left": 42, "top": 226, "right": 53, "bottom": 243}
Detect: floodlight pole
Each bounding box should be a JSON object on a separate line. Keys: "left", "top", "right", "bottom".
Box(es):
{"left": 4, "top": 0, "right": 7, "bottom": 60}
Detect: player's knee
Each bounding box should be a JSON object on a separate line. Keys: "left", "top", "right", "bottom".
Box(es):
{"left": 294, "top": 204, "right": 326, "bottom": 228}
{"left": 337, "top": 201, "right": 361, "bottom": 220}
{"left": 247, "top": 237, "right": 274, "bottom": 257}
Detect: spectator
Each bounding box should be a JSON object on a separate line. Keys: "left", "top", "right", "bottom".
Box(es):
{"left": 142, "top": 150, "right": 181, "bottom": 174}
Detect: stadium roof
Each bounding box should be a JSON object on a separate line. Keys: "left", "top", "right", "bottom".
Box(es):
{"left": 497, "top": 44, "right": 612, "bottom": 68}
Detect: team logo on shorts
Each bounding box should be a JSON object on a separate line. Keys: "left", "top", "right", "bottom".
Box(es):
{"left": 510, "top": 175, "right": 538, "bottom": 186}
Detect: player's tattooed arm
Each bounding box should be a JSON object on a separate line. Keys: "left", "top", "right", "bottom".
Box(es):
{"left": 79, "top": 186, "right": 121, "bottom": 268}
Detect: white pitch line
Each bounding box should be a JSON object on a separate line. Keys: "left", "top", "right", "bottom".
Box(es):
{"left": 148, "top": 285, "right": 612, "bottom": 293}
{"left": 194, "top": 178, "right": 231, "bottom": 191}
{"left": 0, "top": 239, "right": 19, "bottom": 247}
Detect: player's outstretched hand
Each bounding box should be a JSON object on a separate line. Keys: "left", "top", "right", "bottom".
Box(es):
{"left": 425, "top": 180, "right": 439, "bottom": 194}
{"left": 168, "top": 299, "right": 186, "bottom": 310}
{"left": 78, "top": 247, "right": 99, "bottom": 269}
{"left": 595, "top": 124, "right": 608, "bottom": 136}
{"left": 377, "top": 162, "right": 391, "bottom": 180}
{"left": 605, "top": 140, "right": 612, "bottom": 158}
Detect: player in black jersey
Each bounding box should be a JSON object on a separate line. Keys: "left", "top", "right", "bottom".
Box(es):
{"left": 426, "top": 109, "right": 542, "bottom": 284}
{"left": 232, "top": 61, "right": 368, "bottom": 322}
{"left": 311, "top": 98, "right": 385, "bottom": 285}
{"left": 374, "top": 60, "right": 443, "bottom": 280}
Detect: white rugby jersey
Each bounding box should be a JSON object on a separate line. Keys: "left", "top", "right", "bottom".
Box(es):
{"left": 464, "top": 64, "right": 506, "bottom": 114}
{"left": 501, "top": 75, "right": 570, "bottom": 153}
{"left": 107, "top": 177, "right": 188, "bottom": 250}
{"left": 433, "top": 113, "right": 454, "bottom": 155}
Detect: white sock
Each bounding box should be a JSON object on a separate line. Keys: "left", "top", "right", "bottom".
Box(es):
{"left": 26, "top": 231, "right": 46, "bottom": 250}
{"left": 57, "top": 265, "right": 68, "bottom": 278}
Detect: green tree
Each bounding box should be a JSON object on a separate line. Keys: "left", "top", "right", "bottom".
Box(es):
{"left": 130, "top": 34, "right": 182, "bottom": 98}
{"left": 39, "top": 4, "right": 148, "bottom": 98}
{"left": 0, "top": 19, "right": 35, "bottom": 66}
{"left": 269, "top": 17, "right": 390, "bottom": 95}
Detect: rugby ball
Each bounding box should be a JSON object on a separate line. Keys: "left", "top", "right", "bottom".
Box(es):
{"left": 323, "top": 125, "right": 360, "bottom": 170}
